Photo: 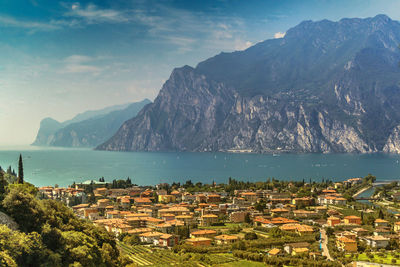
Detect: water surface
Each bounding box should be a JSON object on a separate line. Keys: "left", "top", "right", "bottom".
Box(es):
{"left": 1, "top": 146, "right": 400, "bottom": 187}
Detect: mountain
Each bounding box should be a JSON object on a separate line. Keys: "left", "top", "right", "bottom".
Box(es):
{"left": 32, "top": 99, "right": 151, "bottom": 147}
{"left": 97, "top": 15, "right": 400, "bottom": 153}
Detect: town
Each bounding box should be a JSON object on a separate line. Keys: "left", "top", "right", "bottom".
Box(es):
{"left": 35, "top": 175, "right": 400, "bottom": 266}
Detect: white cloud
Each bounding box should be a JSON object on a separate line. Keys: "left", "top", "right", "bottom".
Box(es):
{"left": 0, "top": 15, "right": 60, "bottom": 31}
{"left": 65, "top": 3, "right": 128, "bottom": 24}
{"left": 60, "top": 55, "right": 102, "bottom": 74}
{"left": 234, "top": 40, "right": 252, "bottom": 51}
{"left": 62, "top": 64, "right": 102, "bottom": 73}
{"left": 274, "top": 32, "right": 286, "bottom": 38}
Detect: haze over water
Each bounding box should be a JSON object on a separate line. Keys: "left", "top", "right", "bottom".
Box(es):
{"left": 0, "top": 146, "right": 399, "bottom": 187}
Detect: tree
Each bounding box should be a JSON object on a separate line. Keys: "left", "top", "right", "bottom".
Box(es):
{"left": 378, "top": 209, "right": 384, "bottom": 219}
{"left": 244, "top": 232, "right": 258, "bottom": 240}
{"left": 2, "top": 184, "right": 44, "bottom": 232}
{"left": 17, "top": 154, "right": 24, "bottom": 184}
{"left": 244, "top": 213, "right": 251, "bottom": 224}
{"left": 0, "top": 171, "right": 7, "bottom": 203}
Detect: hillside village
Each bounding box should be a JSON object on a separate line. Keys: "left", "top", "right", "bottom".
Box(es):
{"left": 37, "top": 175, "right": 400, "bottom": 266}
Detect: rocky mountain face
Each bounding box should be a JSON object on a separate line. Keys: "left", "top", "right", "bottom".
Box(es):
{"left": 97, "top": 15, "right": 400, "bottom": 153}
{"left": 33, "top": 99, "right": 150, "bottom": 147}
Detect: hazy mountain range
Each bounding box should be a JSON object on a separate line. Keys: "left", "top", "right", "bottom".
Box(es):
{"left": 33, "top": 99, "right": 150, "bottom": 147}
{"left": 95, "top": 15, "right": 400, "bottom": 153}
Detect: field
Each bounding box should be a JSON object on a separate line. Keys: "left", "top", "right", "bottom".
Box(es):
{"left": 118, "top": 242, "right": 238, "bottom": 266}
{"left": 346, "top": 252, "right": 400, "bottom": 265}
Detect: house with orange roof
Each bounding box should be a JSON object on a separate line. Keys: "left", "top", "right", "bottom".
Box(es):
{"left": 230, "top": 211, "right": 248, "bottom": 223}
{"left": 240, "top": 192, "right": 257, "bottom": 203}
{"left": 351, "top": 227, "right": 369, "bottom": 237}
{"left": 253, "top": 217, "right": 273, "bottom": 227}
{"left": 158, "top": 234, "right": 179, "bottom": 247}
{"left": 161, "top": 213, "right": 176, "bottom": 221}
{"left": 292, "top": 247, "right": 309, "bottom": 256}
{"left": 200, "top": 214, "right": 218, "bottom": 226}
{"left": 270, "top": 217, "right": 298, "bottom": 225}
{"left": 158, "top": 194, "right": 176, "bottom": 203}
{"left": 133, "top": 197, "right": 152, "bottom": 206}
{"left": 185, "top": 237, "right": 212, "bottom": 246}
{"left": 268, "top": 248, "right": 283, "bottom": 257}
{"left": 336, "top": 237, "right": 357, "bottom": 252}
{"left": 175, "top": 215, "right": 195, "bottom": 226}
{"left": 144, "top": 217, "right": 164, "bottom": 228}
{"left": 344, "top": 216, "right": 361, "bottom": 225}
{"left": 374, "top": 219, "right": 389, "bottom": 228}
{"left": 190, "top": 229, "right": 217, "bottom": 238}
{"left": 270, "top": 208, "right": 290, "bottom": 217}
{"left": 196, "top": 194, "right": 207, "bottom": 203}
{"left": 139, "top": 231, "right": 163, "bottom": 244}
{"left": 155, "top": 222, "right": 174, "bottom": 233}
{"left": 106, "top": 210, "right": 120, "bottom": 219}
{"left": 327, "top": 217, "right": 341, "bottom": 227}
{"left": 207, "top": 194, "right": 221, "bottom": 203}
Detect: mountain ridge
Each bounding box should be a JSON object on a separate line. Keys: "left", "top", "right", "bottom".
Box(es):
{"left": 96, "top": 15, "right": 400, "bottom": 153}
{"left": 33, "top": 99, "right": 151, "bottom": 147}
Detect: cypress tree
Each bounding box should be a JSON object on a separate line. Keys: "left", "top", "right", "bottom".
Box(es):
{"left": 17, "top": 154, "right": 24, "bottom": 184}
{"left": 0, "top": 171, "right": 7, "bottom": 202}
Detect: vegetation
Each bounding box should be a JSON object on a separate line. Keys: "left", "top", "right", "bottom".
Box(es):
{"left": 0, "top": 166, "right": 121, "bottom": 266}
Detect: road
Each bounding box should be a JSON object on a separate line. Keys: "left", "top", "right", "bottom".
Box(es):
{"left": 320, "top": 228, "right": 334, "bottom": 261}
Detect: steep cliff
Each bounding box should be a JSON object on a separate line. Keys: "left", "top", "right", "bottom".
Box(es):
{"left": 97, "top": 15, "right": 400, "bottom": 153}
{"left": 33, "top": 99, "right": 150, "bottom": 147}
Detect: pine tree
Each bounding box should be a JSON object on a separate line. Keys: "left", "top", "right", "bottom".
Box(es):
{"left": 17, "top": 154, "right": 24, "bottom": 184}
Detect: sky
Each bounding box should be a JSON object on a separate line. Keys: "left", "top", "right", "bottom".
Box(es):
{"left": 1, "top": 0, "right": 400, "bottom": 145}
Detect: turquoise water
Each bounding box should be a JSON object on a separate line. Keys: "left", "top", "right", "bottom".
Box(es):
{"left": 1, "top": 146, "right": 400, "bottom": 187}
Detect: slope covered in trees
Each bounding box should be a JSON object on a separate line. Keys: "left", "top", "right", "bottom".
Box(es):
{"left": 0, "top": 178, "right": 122, "bottom": 266}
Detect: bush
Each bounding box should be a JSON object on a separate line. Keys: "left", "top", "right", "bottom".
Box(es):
{"left": 244, "top": 232, "right": 258, "bottom": 240}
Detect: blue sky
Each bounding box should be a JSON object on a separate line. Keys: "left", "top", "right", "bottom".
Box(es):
{"left": 1, "top": 0, "right": 400, "bottom": 145}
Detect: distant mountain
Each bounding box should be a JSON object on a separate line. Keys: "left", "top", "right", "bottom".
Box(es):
{"left": 32, "top": 99, "right": 151, "bottom": 147}
{"left": 97, "top": 15, "right": 400, "bottom": 153}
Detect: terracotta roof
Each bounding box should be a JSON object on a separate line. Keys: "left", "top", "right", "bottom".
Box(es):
{"left": 202, "top": 214, "right": 218, "bottom": 218}
{"left": 191, "top": 230, "right": 217, "bottom": 236}
{"left": 337, "top": 237, "right": 356, "bottom": 243}
{"left": 268, "top": 248, "right": 281, "bottom": 255}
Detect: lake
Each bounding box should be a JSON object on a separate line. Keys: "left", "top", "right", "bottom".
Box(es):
{"left": 1, "top": 146, "right": 400, "bottom": 187}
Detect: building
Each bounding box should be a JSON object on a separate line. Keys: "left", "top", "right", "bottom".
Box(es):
{"left": 207, "top": 194, "right": 221, "bottom": 203}
{"left": 133, "top": 198, "right": 153, "bottom": 206}
{"left": 185, "top": 237, "right": 212, "bottom": 246}
{"left": 327, "top": 217, "right": 341, "bottom": 227}
{"left": 214, "top": 235, "right": 238, "bottom": 245}
{"left": 344, "top": 216, "right": 362, "bottom": 225}
{"left": 284, "top": 242, "right": 310, "bottom": 254}
{"left": 362, "top": 236, "right": 389, "bottom": 248}
{"left": 336, "top": 237, "right": 357, "bottom": 252}
{"left": 200, "top": 214, "right": 218, "bottom": 226}
{"left": 374, "top": 219, "right": 389, "bottom": 228}
{"left": 351, "top": 228, "right": 369, "bottom": 237}
{"left": 190, "top": 230, "right": 217, "bottom": 238}
{"left": 292, "top": 247, "right": 309, "bottom": 256}
{"left": 138, "top": 232, "right": 163, "bottom": 244}
{"left": 268, "top": 248, "right": 283, "bottom": 257}
{"left": 158, "top": 234, "right": 179, "bottom": 247}
{"left": 158, "top": 195, "right": 176, "bottom": 203}
{"left": 394, "top": 222, "right": 400, "bottom": 233}
{"left": 240, "top": 192, "right": 257, "bottom": 203}
{"left": 230, "top": 211, "right": 248, "bottom": 223}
